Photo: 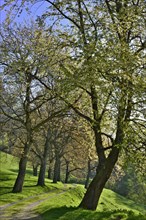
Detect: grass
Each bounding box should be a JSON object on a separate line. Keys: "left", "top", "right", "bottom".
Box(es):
{"left": 35, "top": 186, "right": 146, "bottom": 220}
{"left": 0, "top": 151, "right": 65, "bottom": 205}
{"left": 0, "top": 151, "right": 146, "bottom": 220}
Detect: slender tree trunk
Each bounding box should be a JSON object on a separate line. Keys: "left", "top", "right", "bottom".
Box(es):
{"left": 48, "top": 166, "right": 52, "bottom": 179}
{"left": 65, "top": 161, "right": 69, "bottom": 183}
{"left": 33, "top": 164, "right": 38, "bottom": 176}
{"left": 85, "top": 159, "right": 91, "bottom": 189}
{"left": 37, "top": 160, "right": 46, "bottom": 186}
{"left": 53, "top": 155, "right": 60, "bottom": 183}
{"left": 57, "top": 159, "right": 61, "bottom": 181}
{"left": 65, "top": 172, "right": 70, "bottom": 184}
{"left": 79, "top": 147, "right": 119, "bottom": 210}
{"left": 37, "top": 128, "right": 51, "bottom": 186}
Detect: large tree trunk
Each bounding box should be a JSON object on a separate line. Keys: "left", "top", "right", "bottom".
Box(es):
{"left": 12, "top": 156, "right": 28, "bottom": 193}
{"left": 79, "top": 147, "right": 119, "bottom": 210}
{"left": 37, "top": 160, "right": 46, "bottom": 186}
{"left": 12, "top": 140, "right": 31, "bottom": 193}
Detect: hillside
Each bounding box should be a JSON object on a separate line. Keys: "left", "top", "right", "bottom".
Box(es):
{"left": 0, "top": 151, "right": 146, "bottom": 220}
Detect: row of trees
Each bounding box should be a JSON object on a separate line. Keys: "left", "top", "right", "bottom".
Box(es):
{"left": 0, "top": 24, "right": 96, "bottom": 189}
{"left": 0, "top": 0, "right": 146, "bottom": 211}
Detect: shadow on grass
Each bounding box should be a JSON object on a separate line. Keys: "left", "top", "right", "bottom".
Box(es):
{"left": 0, "top": 184, "right": 57, "bottom": 196}
{"left": 42, "top": 206, "right": 76, "bottom": 220}
{"left": 0, "top": 186, "right": 13, "bottom": 195}
{"left": 41, "top": 206, "right": 146, "bottom": 220}
{"left": 0, "top": 185, "right": 39, "bottom": 196}
{"left": 23, "top": 185, "right": 53, "bottom": 191}
{"left": 9, "top": 169, "right": 33, "bottom": 174}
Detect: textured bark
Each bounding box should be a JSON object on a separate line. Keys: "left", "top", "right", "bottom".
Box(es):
{"left": 12, "top": 156, "right": 28, "bottom": 193}
{"left": 79, "top": 147, "right": 120, "bottom": 210}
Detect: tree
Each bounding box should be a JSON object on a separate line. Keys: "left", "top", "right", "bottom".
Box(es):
{"left": 62, "top": 116, "right": 96, "bottom": 185}
{"left": 37, "top": 0, "right": 146, "bottom": 210}
{"left": 0, "top": 23, "right": 66, "bottom": 192}
{"left": 37, "top": 128, "right": 52, "bottom": 186}
{"left": 1, "top": 0, "right": 146, "bottom": 210}
{"left": 51, "top": 117, "right": 73, "bottom": 183}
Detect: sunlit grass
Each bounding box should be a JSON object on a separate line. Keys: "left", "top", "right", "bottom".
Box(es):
{"left": 0, "top": 151, "right": 65, "bottom": 205}
{"left": 0, "top": 151, "right": 146, "bottom": 220}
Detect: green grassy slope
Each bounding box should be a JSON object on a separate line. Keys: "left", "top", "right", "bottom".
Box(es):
{"left": 0, "top": 151, "right": 65, "bottom": 205}
{"left": 0, "top": 151, "right": 146, "bottom": 220}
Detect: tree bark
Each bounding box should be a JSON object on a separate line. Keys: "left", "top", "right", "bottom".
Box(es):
{"left": 65, "top": 161, "right": 69, "bottom": 183}
{"left": 12, "top": 155, "right": 28, "bottom": 193}
{"left": 37, "top": 160, "right": 46, "bottom": 186}
{"left": 53, "top": 155, "right": 60, "bottom": 183}
{"left": 12, "top": 138, "right": 31, "bottom": 193}
{"left": 79, "top": 147, "right": 119, "bottom": 210}
{"left": 37, "top": 129, "right": 51, "bottom": 186}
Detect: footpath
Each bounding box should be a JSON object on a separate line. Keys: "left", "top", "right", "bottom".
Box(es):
{"left": 0, "top": 187, "right": 69, "bottom": 220}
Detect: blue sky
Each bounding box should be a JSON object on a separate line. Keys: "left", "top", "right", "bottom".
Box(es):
{"left": 0, "top": 0, "right": 49, "bottom": 24}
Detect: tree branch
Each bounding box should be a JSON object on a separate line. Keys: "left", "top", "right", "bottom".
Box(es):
{"left": 101, "top": 132, "right": 114, "bottom": 144}
{"left": 99, "top": 90, "right": 112, "bottom": 121}
{"left": 82, "top": 1, "right": 97, "bottom": 42}
{"left": 45, "top": 0, "right": 80, "bottom": 29}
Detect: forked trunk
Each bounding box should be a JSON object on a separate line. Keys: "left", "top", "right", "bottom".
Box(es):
{"left": 12, "top": 156, "right": 28, "bottom": 193}
{"left": 79, "top": 147, "right": 119, "bottom": 210}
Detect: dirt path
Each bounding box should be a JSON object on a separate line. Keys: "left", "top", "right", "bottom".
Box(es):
{"left": 0, "top": 188, "right": 69, "bottom": 220}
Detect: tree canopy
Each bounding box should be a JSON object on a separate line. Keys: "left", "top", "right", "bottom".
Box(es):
{"left": 0, "top": 0, "right": 146, "bottom": 211}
